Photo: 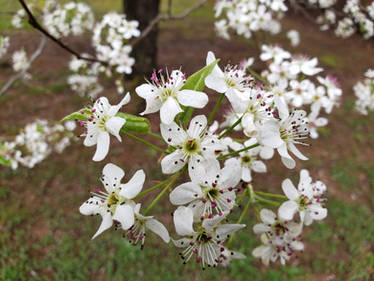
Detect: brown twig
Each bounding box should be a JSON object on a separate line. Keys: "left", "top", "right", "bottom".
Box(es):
{"left": 18, "top": 0, "right": 108, "bottom": 66}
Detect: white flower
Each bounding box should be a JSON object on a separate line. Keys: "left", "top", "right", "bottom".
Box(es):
{"left": 259, "top": 109, "right": 310, "bottom": 169}
{"left": 160, "top": 115, "right": 225, "bottom": 177}
{"left": 0, "top": 36, "right": 10, "bottom": 59}
{"left": 169, "top": 158, "right": 241, "bottom": 219}
{"left": 82, "top": 94, "right": 130, "bottom": 161}
{"left": 289, "top": 57, "right": 323, "bottom": 76}
{"left": 204, "top": 51, "right": 253, "bottom": 96}
{"left": 136, "top": 69, "right": 208, "bottom": 124}
{"left": 260, "top": 45, "right": 291, "bottom": 64}
{"left": 278, "top": 169, "right": 327, "bottom": 225}
{"left": 172, "top": 206, "right": 245, "bottom": 268}
{"left": 307, "top": 102, "right": 328, "bottom": 139}
{"left": 227, "top": 138, "right": 267, "bottom": 182}
{"left": 79, "top": 163, "right": 145, "bottom": 239}
{"left": 124, "top": 203, "right": 170, "bottom": 248}
{"left": 12, "top": 49, "right": 30, "bottom": 73}
{"left": 287, "top": 30, "right": 300, "bottom": 47}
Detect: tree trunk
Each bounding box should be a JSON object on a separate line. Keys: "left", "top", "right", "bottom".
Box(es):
{"left": 124, "top": 0, "right": 160, "bottom": 77}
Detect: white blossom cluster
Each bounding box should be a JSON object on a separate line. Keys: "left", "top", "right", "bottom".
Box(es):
{"left": 0, "top": 35, "right": 10, "bottom": 59}
{"left": 42, "top": 1, "right": 94, "bottom": 38}
{"left": 67, "top": 48, "right": 335, "bottom": 268}
{"left": 92, "top": 12, "right": 140, "bottom": 74}
{"left": 214, "top": 0, "right": 286, "bottom": 40}
{"left": 0, "top": 120, "right": 76, "bottom": 169}
{"left": 354, "top": 69, "right": 374, "bottom": 115}
{"left": 12, "top": 49, "right": 31, "bottom": 79}
{"left": 67, "top": 56, "right": 104, "bottom": 99}
{"left": 312, "top": 0, "right": 374, "bottom": 39}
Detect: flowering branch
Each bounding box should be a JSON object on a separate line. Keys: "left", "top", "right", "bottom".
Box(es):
{"left": 0, "top": 35, "right": 47, "bottom": 97}
{"left": 218, "top": 115, "right": 243, "bottom": 139}
{"left": 123, "top": 131, "right": 169, "bottom": 155}
{"left": 217, "top": 143, "right": 260, "bottom": 160}
{"left": 17, "top": 0, "right": 109, "bottom": 66}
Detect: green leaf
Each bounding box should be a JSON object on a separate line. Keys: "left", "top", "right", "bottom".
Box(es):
{"left": 117, "top": 112, "right": 150, "bottom": 134}
{"left": 181, "top": 59, "right": 220, "bottom": 125}
{"left": 0, "top": 155, "right": 11, "bottom": 166}
{"left": 181, "top": 59, "right": 219, "bottom": 92}
{"left": 60, "top": 110, "right": 88, "bottom": 122}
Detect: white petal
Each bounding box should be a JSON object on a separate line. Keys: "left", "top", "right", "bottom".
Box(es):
{"left": 136, "top": 83, "right": 155, "bottom": 99}
{"left": 253, "top": 223, "right": 270, "bottom": 234}
{"left": 252, "top": 160, "right": 267, "bottom": 173}
{"left": 187, "top": 115, "right": 207, "bottom": 139}
{"left": 259, "top": 146, "right": 274, "bottom": 160}
{"left": 282, "top": 179, "right": 299, "bottom": 200}
{"left": 119, "top": 169, "right": 145, "bottom": 199}
{"left": 216, "top": 224, "right": 246, "bottom": 240}
{"left": 260, "top": 209, "right": 276, "bottom": 224}
{"left": 241, "top": 166, "right": 252, "bottom": 182}
{"left": 92, "top": 211, "right": 113, "bottom": 239}
{"left": 221, "top": 158, "right": 242, "bottom": 189}
{"left": 278, "top": 200, "right": 298, "bottom": 221}
{"left": 160, "top": 122, "right": 187, "bottom": 146}
{"left": 205, "top": 73, "right": 227, "bottom": 93}
{"left": 289, "top": 142, "right": 308, "bottom": 161}
{"left": 169, "top": 182, "right": 202, "bottom": 205}
{"left": 113, "top": 204, "right": 134, "bottom": 230}
{"left": 172, "top": 238, "right": 191, "bottom": 248}
{"left": 108, "top": 92, "right": 131, "bottom": 116}
{"left": 177, "top": 90, "right": 208, "bottom": 108}
{"left": 188, "top": 155, "right": 208, "bottom": 184}
{"left": 92, "top": 131, "right": 110, "bottom": 162}
{"left": 202, "top": 213, "right": 227, "bottom": 231}
{"left": 281, "top": 156, "right": 296, "bottom": 169}
{"left": 145, "top": 218, "right": 170, "bottom": 243}
{"left": 101, "top": 163, "right": 125, "bottom": 192}
{"left": 160, "top": 97, "right": 183, "bottom": 124}
{"left": 105, "top": 116, "right": 126, "bottom": 142}
{"left": 308, "top": 204, "right": 327, "bottom": 221}
{"left": 83, "top": 128, "right": 98, "bottom": 147}
{"left": 226, "top": 88, "right": 248, "bottom": 113}
{"left": 173, "top": 206, "right": 195, "bottom": 236}
{"left": 79, "top": 197, "right": 101, "bottom": 215}
{"left": 160, "top": 150, "right": 186, "bottom": 174}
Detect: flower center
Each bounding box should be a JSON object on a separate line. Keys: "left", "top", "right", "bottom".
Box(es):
{"left": 183, "top": 139, "right": 199, "bottom": 154}
{"left": 241, "top": 155, "right": 252, "bottom": 166}
{"left": 160, "top": 87, "right": 175, "bottom": 101}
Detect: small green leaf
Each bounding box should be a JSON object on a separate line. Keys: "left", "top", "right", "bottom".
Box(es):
{"left": 0, "top": 155, "right": 11, "bottom": 166}
{"left": 60, "top": 110, "right": 88, "bottom": 122}
{"left": 181, "top": 59, "right": 219, "bottom": 92}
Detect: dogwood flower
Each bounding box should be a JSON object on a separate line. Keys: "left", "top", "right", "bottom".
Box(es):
{"left": 172, "top": 206, "right": 245, "bottom": 268}
{"left": 160, "top": 115, "right": 225, "bottom": 177}
{"left": 278, "top": 169, "right": 327, "bottom": 225}
{"left": 124, "top": 203, "right": 170, "bottom": 248}
{"left": 82, "top": 94, "right": 130, "bottom": 161}
{"left": 169, "top": 158, "right": 241, "bottom": 219}
{"left": 79, "top": 163, "right": 145, "bottom": 239}
{"left": 136, "top": 69, "right": 208, "bottom": 124}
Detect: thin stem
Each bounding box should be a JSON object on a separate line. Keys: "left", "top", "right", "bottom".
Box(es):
{"left": 254, "top": 195, "right": 281, "bottom": 206}
{"left": 146, "top": 131, "right": 166, "bottom": 143}
{"left": 124, "top": 131, "right": 168, "bottom": 154}
{"left": 207, "top": 93, "right": 225, "bottom": 125}
{"left": 143, "top": 166, "right": 186, "bottom": 215}
{"left": 217, "top": 143, "right": 260, "bottom": 160}
{"left": 218, "top": 115, "right": 243, "bottom": 139}
{"left": 247, "top": 67, "right": 268, "bottom": 86}
{"left": 254, "top": 191, "right": 287, "bottom": 200}
{"left": 134, "top": 177, "right": 172, "bottom": 199}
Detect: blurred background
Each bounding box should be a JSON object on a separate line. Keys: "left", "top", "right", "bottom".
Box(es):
{"left": 0, "top": 0, "right": 373, "bottom": 280}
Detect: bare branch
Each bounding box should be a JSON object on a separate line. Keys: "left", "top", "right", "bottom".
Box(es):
{"left": 17, "top": 0, "right": 108, "bottom": 66}
{"left": 0, "top": 36, "right": 47, "bottom": 97}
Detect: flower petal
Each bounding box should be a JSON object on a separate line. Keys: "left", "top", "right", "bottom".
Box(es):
{"left": 119, "top": 169, "right": 145, "bottom": 199}
{"left": 105, "top": 116, "right": 126, "bottom": 142}
{"left": 92, "top": 131, "right": 110, "bottom": 162}
{"left": 282, "top": 179, "right": 299, "bottom": 200}
{"left": 160, "top": 122, "right": 187, "bottom": 146}
{"left": 101, "top": 163, "right": 125, "bottom": 193}
{"left": 79, "top": 197, "right": 101, "bottom": 215}
{"left": 260, "top": 209, "right": 276, "bottom": 224}
{"left": 113, "top": 203, "right": 134, "bottom": 230}
{"left": 253, "top": 223, "right": 270, "bottom": 234}
{"left": 187, "top": 115, "right": 207, "bottom": 139}
{"left": 145, "top": 218, "right": 170, "bottom": 243}
{"left": 169, "top": 182, "right": 202, "bottom": 205}
{"left": 252, "top": 160, "right": 267, "bottom": 173}
{"left": 160, "top": 97, "right": 183, "bottom": 124}
{"left": 173, "top": 206, "right": 195, "bottom": 236}
{"left": 92, "top": 211, "right": 113, "bottom": 239}
{"left": 160, "top": 149, "right": 186, "bottom": 174}
{"left": 108, "top": 92, "right": 131, "bottom": 116}
{"left": 216, "top": 224, "right": 246, "bottom": 241}
{"left": 177, "top": 90, "right": 208, "bottom": 109}
{"left": 278, "top": 200, "right": 298, "bottom": 221}
{"left": 289, "top": 142, "right": 308, "bottom": 161}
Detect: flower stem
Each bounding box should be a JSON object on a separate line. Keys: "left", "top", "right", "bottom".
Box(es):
{"left": 124, "top": 131, "right": 168, "bottom": 154}
{"left": 207, "top": 93, "right": 225, "bottom": 125}
{"left": 254, "top": 195, "right": 281, "bottom": 206}
{"left": 216, "top": 143, "right": 259, "bottom": 160}
{"left": 134, "top": 177, "right": 173, "bottom": 199}
{"left": 146, "top": 131, "right": 166, "bottom": 143}
{"left": 247, "top": 67, "right": 268, "bottom": 86}
{"left": 218, "top": 115, "right": 243, "bottom": 139}
{"left": 143, "top": 166, "right": 186, "bottom": 215}
{"left": 254, "top": 191, "right": 287, "bottom": 200}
